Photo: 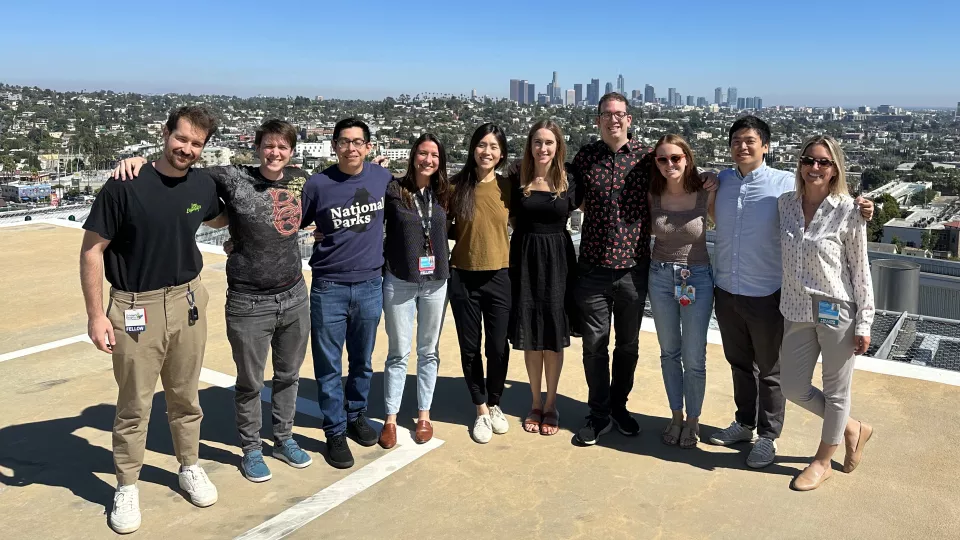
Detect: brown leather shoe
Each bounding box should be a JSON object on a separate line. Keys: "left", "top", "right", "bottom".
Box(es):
{"left": 843, "top": 421, "right": 873, "bottom": 473}
{"left": 792, "top": 464, "right": 833, "bottom": 491}
{"left": 378, "top": 423, "right": 397, "bottom": 449}
{"left": 414, "top": 420, "right": 433, "bottom": 444}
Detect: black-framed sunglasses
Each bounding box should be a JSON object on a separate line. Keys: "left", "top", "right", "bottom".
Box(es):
{"left": 799, "top": 156, "right": 835, "bottom": 168}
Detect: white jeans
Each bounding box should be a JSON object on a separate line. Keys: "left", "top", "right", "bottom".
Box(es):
{"left": 780, "top": 296, "right": 858, "bottom": 445}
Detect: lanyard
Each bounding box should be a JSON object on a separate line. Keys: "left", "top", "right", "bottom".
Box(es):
{"left": 413, "top": 188, "right": 434, "bottom": 255}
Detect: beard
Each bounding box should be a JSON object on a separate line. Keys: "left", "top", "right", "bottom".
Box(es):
{"left": 165, "top": 149, "right": 197, "bottom": 171}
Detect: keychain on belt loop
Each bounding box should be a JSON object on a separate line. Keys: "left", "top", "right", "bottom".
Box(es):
{"left": 187, "top": 284, "right": 199, "bottom": 325}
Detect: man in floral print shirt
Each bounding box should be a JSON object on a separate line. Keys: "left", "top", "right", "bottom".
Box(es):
{"left": 571, "top": 93, "right": 716, "bottom": 446}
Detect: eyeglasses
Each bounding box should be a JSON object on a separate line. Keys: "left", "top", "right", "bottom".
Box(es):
{"left": 656, "top": 154, "right": 685, "bottom": 165}
{"left": 335, "top": 138, "right": 368, "bottom": 149}
{"left": 799, "top": 156, "right": 835, "bottom": 168}
{"left": 598, "top": 111, "right": 629, "bottom": 121}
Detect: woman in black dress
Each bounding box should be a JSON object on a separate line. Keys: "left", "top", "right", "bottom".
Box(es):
{"left": 509, "top": 119, "right": 579, "bottom": 436}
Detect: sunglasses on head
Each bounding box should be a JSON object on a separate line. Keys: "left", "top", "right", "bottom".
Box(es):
{"left": 655, "top": 154, "right": 685, "bottom": 165}
{"left": 799, "top": 156, "right": 835, "bottom": 168}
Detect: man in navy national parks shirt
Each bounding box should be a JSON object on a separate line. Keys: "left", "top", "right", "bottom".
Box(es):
{"left": 300, "top": 118, "right": 392, "bottom": 469}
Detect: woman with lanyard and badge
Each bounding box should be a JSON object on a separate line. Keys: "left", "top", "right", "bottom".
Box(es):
{"left": 378, "top": 133, "right": 451, "bottom": 450}
{"left": 777, "top": 135, "right": 874, "bottom": 491}
{"left": 646, "top": 134, "right": 717, "bottom": 449}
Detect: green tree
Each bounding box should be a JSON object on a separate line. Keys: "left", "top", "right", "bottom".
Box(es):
{"left": 891, "top": 236, "right": 904, "bottom": 252}
{"left": 913, "top": 161, "right": 935, "bottom": 173}
{"left": 921, "top": 230, "right": 935, "bottom": 251}
{"left": 868, "top": 193, "right": 901, "bottom": 242}
{"left": 861, "top": 168, "right": 895, "bottom": 190}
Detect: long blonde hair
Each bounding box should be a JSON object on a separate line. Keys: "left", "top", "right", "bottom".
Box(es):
{"left": 795, "top": 135, "right": 849, "bottom": 199}
{"left": 520, "top": 120, "right": 568, "bottom": 197}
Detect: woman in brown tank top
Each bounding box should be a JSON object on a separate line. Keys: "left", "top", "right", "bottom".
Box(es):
{"left": 647, "top": 134, "right": 717, "bottom": 449}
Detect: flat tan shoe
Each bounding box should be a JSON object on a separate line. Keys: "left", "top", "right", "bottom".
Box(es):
{"left": 843, "top": 421, "right": 874, "bottom": 473}
{"left": 792, "top": 465, "right": 833, "bottom": 491}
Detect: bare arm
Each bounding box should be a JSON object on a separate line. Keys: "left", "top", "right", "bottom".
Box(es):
{"left": 80, "top": 230, "right": 115, "bottom": 353}
{"left": 845, "top": 207, "right": 875, "bottom": 354}
{"left": 707, "top": 190, "right": 717, "bottom": 222}
{"left": 203, "top": 211, "right": 229, "bottom": 229}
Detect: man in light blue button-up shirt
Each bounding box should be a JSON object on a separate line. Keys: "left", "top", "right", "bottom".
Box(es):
{"left": 708, "top": 116, "right": 873, "bottom": 470}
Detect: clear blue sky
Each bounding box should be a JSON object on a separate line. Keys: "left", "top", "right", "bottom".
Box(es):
{"left": 3, "top": 0, "right": 958, "bottom": 107}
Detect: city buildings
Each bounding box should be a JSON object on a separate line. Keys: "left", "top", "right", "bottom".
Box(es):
{"left": 715, "top": 87, "right": 723, "bottom": 104}
{"left": 566, "top": 89, "right": 575, "bottom": 107}
{"left": 644, "top": 84, "right": 655, "bottom": 104}
{"left": 588, "top": 79, "right": 600, "bottom": 106}
{"left": 605, "top": 82, "right": 613, "bottom": 94}
{"left": 728, "top": 87, "right": 738, "bottom": 109}
{"left": 574, "top": 83, "right": 583, "bottom": 105}
{"left": 616, "top": 74, "right": 625, "bottom": 96}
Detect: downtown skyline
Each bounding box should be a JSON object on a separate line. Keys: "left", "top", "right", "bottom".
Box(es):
{"left": 2, "top": 1, "right": 958, "bottom": 107}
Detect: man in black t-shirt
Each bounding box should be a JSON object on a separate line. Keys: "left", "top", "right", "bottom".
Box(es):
{"left": 80, "top": 106, "right": 224, "bottom": 535}
{"left": 112, "top": 120, "right": 315, "bottom": 481}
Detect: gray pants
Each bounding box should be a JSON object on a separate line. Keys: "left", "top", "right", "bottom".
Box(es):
{"left": 226, "top": 279, "right": 310, "bottom": 453}
{"left": 780, "top": 296, "right": 857, "bottom": 445}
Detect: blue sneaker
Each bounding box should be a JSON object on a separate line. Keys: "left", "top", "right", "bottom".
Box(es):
{"left": 241, "top": 450, "right": 272, "bottom": 483}
{"left": 274, "top": 438, "right": 313, "bottom": 469}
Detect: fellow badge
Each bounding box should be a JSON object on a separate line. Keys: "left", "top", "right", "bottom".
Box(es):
{"left": 124, "top": 308, "right": 146, "bottom": 333}
{"left": 817, "top": 301, "right": 840, "bottom": 327}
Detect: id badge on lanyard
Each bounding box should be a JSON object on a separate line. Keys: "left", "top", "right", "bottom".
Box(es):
{"left": 124, "top": 307, "right": 146, "bottom": 333}
{"left": 817, "top": 301, "right": 840, "bottom": 327}
{"left": 414, "top": 190, "right": 435, "bottom": 276}
{"left": 674, "top": 267, "right": 696, "bottom": 307}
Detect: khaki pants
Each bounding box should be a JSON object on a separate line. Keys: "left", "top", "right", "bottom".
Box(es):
{"left": 107, "top": 277, "right": 209, "bottom": 485}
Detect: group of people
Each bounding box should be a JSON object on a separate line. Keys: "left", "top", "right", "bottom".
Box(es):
{"left": 82, "top": 92, "right": 877, "bottom": 534}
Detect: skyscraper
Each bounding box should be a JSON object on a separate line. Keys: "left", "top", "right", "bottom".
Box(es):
{"left": 527, "top": 83, "right": 535, "bottom": 105}
{"left": 644, "top": 84, "right": 655, "bottom": 104}
{"left": 588, "top": 79, "right": 600, "bottom": 106}
{"left": 617, "top": 74, "right": 625, "bottom": 95}
{"left": 574, "top": 83, "right": 583, "bottom": 105}
{"left": 728, "top": 87, "right": 738, "bottom": 109}
{"left": 552, "top": 71, "right": 561, "bottom": 102}
{"left": 546, "top": 82, "right": 555, "bottom": 104}
{"left": 955, "top": 101, "right": 959, "bottom": 119}
{"left": 715, "top": 87, "right": 723, "bottom": 104}
{"left": 698, "top": 97, "right": 708, "bottom": 107}
{"left": 510, "top": 79, "right": 522, "bottom": 102}
{"left": 667, "top": 88, "right": 676, "bottom": 107}
{"left": 737, "top": 97, "right": 746, "bottom": 109}
{"left": 519, "top": 80, "right": 529, "bottom": 104}
{"left": 686, "top": 96, "right": 695, "bottom": 106}
{"left": 605, "top": 82, "right": 614, "bottom": 94}
{"left": 745, "top": 97, "right": 755, "bottom": 109}
{"left": 566, "top": 89, "right": 575, "bottom": 107}
{"left": 755, "top": 97, "right": 763, "bottom": 109}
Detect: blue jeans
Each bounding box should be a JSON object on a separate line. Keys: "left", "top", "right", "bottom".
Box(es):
{"left": 310, "top": 276, "right": 383, "bottom": 437}
{"left": 382, "top": 272, "right": 447, "bottom": 415}
{"left": 647, "top": 262, "right": 714, "bottom": 419}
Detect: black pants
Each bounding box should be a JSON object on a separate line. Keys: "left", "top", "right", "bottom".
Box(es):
{"left": 575, "top": 259, "right": 649, "bottom": 419}
{"left": 714, "top": 286, "right": 785, "bottom": 439}
{"left": 449, "top": 268, "right": 512, "bottom": 407}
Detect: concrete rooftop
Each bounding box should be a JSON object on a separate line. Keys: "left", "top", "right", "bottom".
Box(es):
{"left": 1, "top": 222, "right": 959, "bottom": 539}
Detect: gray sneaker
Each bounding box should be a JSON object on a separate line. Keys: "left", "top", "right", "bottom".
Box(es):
{"left": 708, "top": 421, "right": 757, "bottom": 446}
{"left": 746, "top": 437, "right": 778, "bottom": 469}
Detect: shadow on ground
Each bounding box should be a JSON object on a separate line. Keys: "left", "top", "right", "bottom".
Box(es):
{"left": 0, "top": 370, "right": 807, "bottom": 514}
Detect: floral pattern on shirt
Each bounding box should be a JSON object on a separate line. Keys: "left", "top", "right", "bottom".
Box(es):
{"left": 571, "top": 137, "right": 653, "bottom": 269}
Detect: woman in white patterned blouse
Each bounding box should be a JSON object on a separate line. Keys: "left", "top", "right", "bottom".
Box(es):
{"left": 777, "top": 135, "right": 875, "bottom": 492}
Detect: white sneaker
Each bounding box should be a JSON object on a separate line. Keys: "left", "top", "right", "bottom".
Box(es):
{"left": 489, "top": 405, "right": 509, "bottom": 435}
{"left": 708, "top": 421, "right": 757, "bottom": 446}
{"left": 472, "top": 414, "right": 493, "bottom": 444}
{"left": 109, "top": 484, "right": 141, "bottom": 534}
{"left": 178, "top": 464, "right": 218, "bottom": 507}
{"left": 746, "top": 437, "right": 778, "bottom": 469}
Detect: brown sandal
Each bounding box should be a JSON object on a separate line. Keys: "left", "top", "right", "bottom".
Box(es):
{"left": 540, "top": 410, "right": 559, "bottom": 436}
{"left": 662, "top": 422, "right": 682, "bottom": 445}
{"left": 523, "top": 409, "right": 543, "bottom": 433}
{"left": 679, "top": 424, "right": 700, "bottom": 449}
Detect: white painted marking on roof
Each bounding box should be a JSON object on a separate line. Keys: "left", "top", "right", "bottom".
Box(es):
{"left": 0, "top": 334, "right": 91, "bottom": 363}
{"left": 235, "top": 436, "right": 443, "bottom": 540}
